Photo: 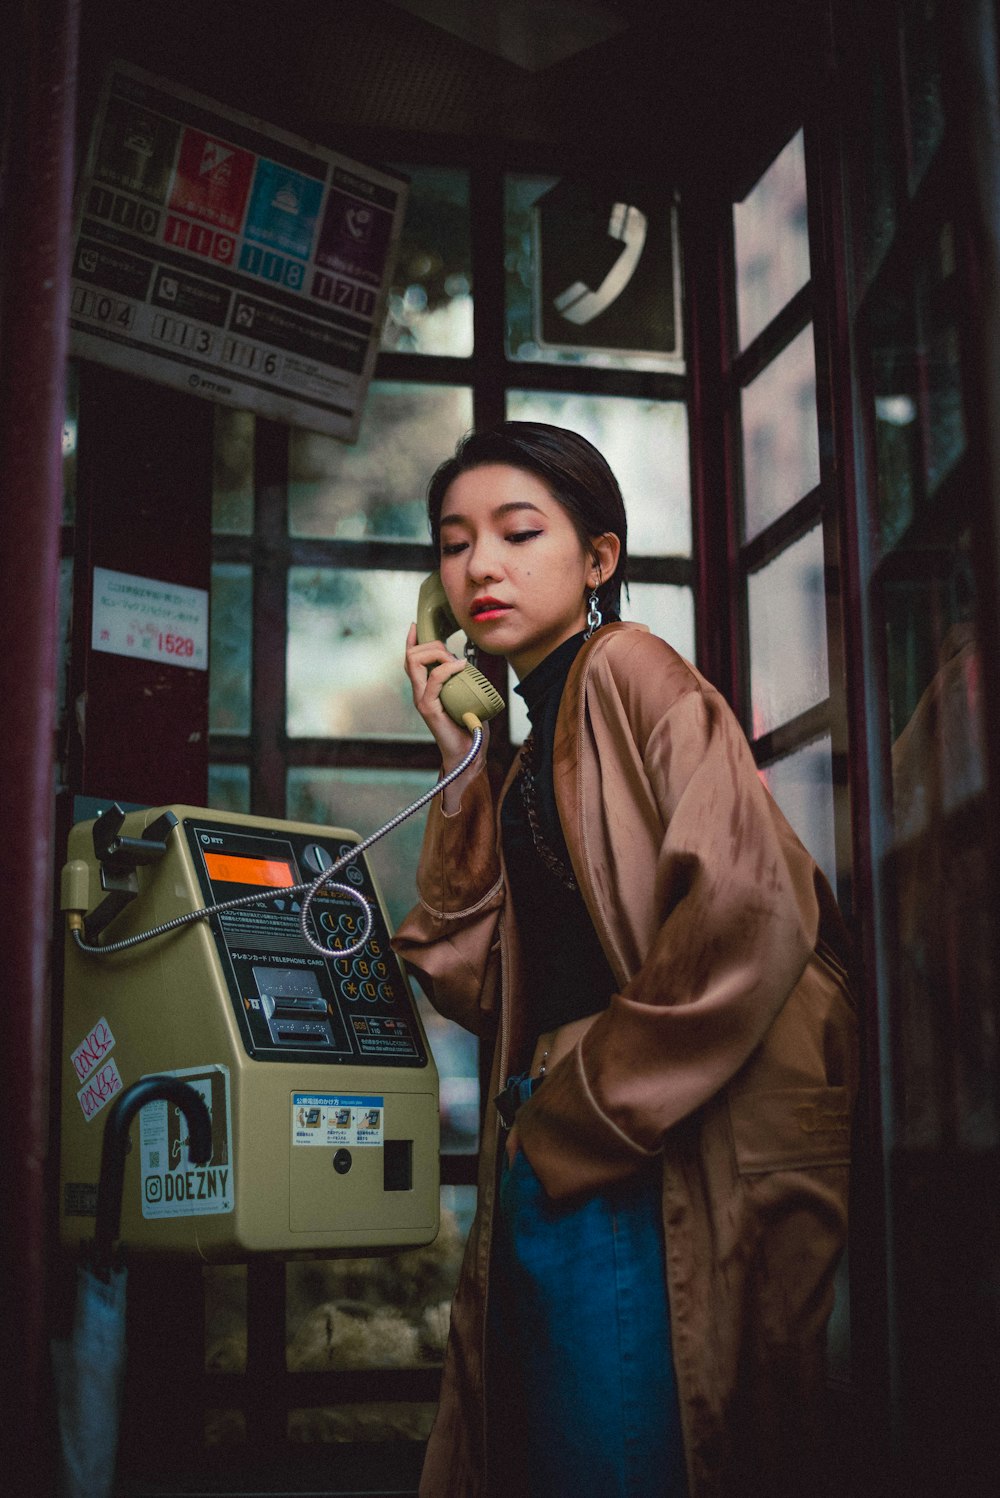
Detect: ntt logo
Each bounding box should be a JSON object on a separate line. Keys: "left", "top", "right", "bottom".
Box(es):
{"left": 188, "top": 373, "right": 231, "bottom": 395}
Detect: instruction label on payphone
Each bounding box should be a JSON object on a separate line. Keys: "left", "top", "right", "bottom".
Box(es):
{"left": 292, "top": 1093, "right": 385, "bottom": 1148}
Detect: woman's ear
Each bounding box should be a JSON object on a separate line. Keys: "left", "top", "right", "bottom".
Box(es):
{"left": 589, "top": 532, "right": 621, "bottom": 589}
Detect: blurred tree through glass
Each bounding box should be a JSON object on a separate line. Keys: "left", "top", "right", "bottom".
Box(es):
{"left": 381, "top": 166, "right": 473, "bottom": 356}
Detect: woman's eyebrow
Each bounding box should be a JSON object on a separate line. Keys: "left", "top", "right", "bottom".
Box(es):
{"left": 439, "top": 501, "right": 545, "bottom": 528}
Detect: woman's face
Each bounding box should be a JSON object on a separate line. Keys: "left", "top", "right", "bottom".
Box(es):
{"left": 437, "top": 463, "right": 600, "bottom": 680}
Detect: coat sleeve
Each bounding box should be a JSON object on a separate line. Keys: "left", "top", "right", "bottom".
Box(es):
{"left": 515, "top": 680, "right": 824, "bottom": 1198}
{"left": 390, "top": 754, "right": 505, "bottom": 1036}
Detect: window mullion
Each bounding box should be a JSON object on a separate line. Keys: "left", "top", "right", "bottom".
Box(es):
{"left": 469, "top": 151, "right": 507, "bottom": 431}
{"left": 251, "top": 417, "right": 290, "bottom": 819}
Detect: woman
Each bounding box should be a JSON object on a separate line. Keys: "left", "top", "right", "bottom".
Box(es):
{"left": 394, "top": 422, "right": 858, "bottom": 1498}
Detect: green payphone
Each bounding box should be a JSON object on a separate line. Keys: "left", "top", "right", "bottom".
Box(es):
{"left": 59, "top": 802, "right": 442, "bottom": 1259}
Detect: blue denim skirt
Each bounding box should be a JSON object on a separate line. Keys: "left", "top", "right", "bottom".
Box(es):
{"left": 487, "top": 1081, "right": 687, "bottom": 1498}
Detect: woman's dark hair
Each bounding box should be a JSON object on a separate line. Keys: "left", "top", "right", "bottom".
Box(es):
{"left": 427, "top": 421, "right": 629, "bottom": 617}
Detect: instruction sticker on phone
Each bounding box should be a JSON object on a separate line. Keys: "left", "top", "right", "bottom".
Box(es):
{"left": 292, "top": 1093, "right": 384, "bottom": 1148}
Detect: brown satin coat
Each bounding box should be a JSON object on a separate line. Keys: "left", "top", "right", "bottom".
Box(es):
{"left": 393, "top": 623, "right": 859, "bottom": 1497}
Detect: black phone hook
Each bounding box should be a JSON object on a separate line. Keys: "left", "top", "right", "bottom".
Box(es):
{"left": 92, "top": 1076, "right": 212, "bottom": 1274}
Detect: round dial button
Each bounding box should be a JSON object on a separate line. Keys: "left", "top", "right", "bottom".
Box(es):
{"left": 302, "top": 843, "right": 334, "bottom": 875}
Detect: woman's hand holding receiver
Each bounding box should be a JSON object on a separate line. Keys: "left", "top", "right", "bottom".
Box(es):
{"left": 405, "top": 623, "right": 489, "bottom": 812}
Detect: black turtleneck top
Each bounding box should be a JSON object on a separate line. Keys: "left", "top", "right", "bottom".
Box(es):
{"left": 500, "top": 631, "right": 617, "bottom": 1037}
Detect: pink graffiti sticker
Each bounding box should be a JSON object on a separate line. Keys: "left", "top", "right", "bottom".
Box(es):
{"left": 77, "top": 1057, "right": 124, "bottom": 1122}
{"left": 70, "top": 1017, "right": 117, "bottom": 1084}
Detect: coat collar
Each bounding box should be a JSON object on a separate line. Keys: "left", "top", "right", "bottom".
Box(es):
{"left": 550, "top": 620, "right": 649, "bottom": 986}
{"left": 551, "top": 619, "right": 648, "bottom": 801}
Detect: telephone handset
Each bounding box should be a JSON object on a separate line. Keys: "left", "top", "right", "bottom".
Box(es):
{"left": 416, "top": 572, "right": 505, "bottom": 731}
{"left": 553, "top": 201, "right": 648, "bottom": 327}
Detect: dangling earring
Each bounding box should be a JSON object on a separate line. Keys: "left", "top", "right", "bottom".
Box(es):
{"left": 464, "top": 638, "right": 478, "bottom": 666}
{"left": 584, "top": 588, "right": 603, "bottom": 640}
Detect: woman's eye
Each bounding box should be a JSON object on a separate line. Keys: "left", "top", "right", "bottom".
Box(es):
{"left": 507, "top": 529, "right": 543, "bottom": 545}
{"left": 440, "top": 541, "right": 467, "bottom": 557}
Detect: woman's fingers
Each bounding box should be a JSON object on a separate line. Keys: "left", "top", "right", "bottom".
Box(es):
{"left": 404, "top": 625, "right": 476, "bottom": 765}
{"left": 404, "top": 630, "right": 467, "bottom": 710}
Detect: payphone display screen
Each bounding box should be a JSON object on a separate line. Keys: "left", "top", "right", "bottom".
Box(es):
{"left": 184, "top": 819, "right": 428, "bottom": 1069}
{"left": 203, "top": 851, "right": 296, "bottom": 888}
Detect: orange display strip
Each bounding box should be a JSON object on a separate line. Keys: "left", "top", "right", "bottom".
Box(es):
{"left": 204, "top": 852, "right": 295, "bottom": 887}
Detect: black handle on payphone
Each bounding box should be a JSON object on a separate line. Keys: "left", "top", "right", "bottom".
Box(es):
{"left": 92, "top": 804, "right": 178, "bottom": 874}
{"left": 93, "top": 1077, "right": 211, "bottom": 1273}
{"left": 82, "top": 806, "right": 180, "bottom": 944}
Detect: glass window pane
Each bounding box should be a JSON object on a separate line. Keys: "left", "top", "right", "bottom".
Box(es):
{"left": 205, "top": 1264, "right": 247, "bottom": 1373}
{"left": 287, "top": 567, "right": 425, "bottom": 738}
{"left": 871, "top": 231, "right": 965, "bottom": 553}
{"left": 734, "top": 130, "right": 810, "bottom": 351}
{"left": 207, "top": 763, "right": 250, "bottom": 813}
{"left": 287, "top": 764, "right": 479, "bottom": 1155}
{"left": 288, "top": 1403, "right": 436, "bottom": 1444}
{"left": 505, "top": 174, "right": 683, "bottom": 374}
{"left": 920, "top": 225, "right": 966, "bottom": 495}
{"left": 205, "top": 1407, "right": 246, "bottom": 1447}
{"left": 285, "top": 1183, "right": 476, "bottom": 1399}
{"left": 507, "top": 172, "right": 557, "bottom": 362}
{"left": 381, "top": 165, "right": 472, "bottom": 356}
{"left": 747, "top": 525, "right": 829, "bottom": 736}
{"left": 289, "top": 383, "right": 473, "bottom": 541}
{"left": 884, "top": 823, "right": 998, "bottom": 1152}
{"left": 903, "top": 0, "right": 945, "bottom": 191}
{"left": 741, "top": 324, "right": 820, "bottom": 541}
{"left": 212, "top": 407, "right": 254, "bottom": 535}
{"left": 857, "top": 40, "right": 900, "bottom": 287}
{"left": 418, "top": 993, "right": 479, "bottom": 1156}
{"left": 883, "top": 535, "right": 996, "bottom": 1151}
{"left": 759, "top": 735, "right": 837, "bottom": 889}
{"left": 506, "top": 391, "right": 691, "bottom": 556}
{"left": 872, "top": 286, "right": 919, "bottom": 551}
{"left": 886, "top": 540, "right": 984, "bottom": 840}
{"left": 624, "top": 582, "right": 695, "bottom": 661}
{"left": 828, "top": 1254, "right": 852, "bottom": 1383}
{"left": 209, "top": 563, "right": 252, "bottom": 735}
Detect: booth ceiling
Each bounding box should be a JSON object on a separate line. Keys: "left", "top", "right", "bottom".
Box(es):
{"left": 385, "top": 0, "right": 629, "bottom": 71}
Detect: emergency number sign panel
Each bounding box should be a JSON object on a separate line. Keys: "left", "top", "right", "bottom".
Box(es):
{"left": 69, "top": 61, "right": 408, "bottom": 441}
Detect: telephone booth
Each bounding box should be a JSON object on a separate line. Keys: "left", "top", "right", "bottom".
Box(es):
{"left": 2, "top": 2, "right": 999, "bottom": 1494}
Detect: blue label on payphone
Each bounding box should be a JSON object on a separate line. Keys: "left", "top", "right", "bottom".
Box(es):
{"left": 184, "top": 819, "right": 427, "bottom": 1069}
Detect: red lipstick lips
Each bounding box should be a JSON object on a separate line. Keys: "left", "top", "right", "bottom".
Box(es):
{"left": 470, "top": 596, "right": 510, "bottom": 620}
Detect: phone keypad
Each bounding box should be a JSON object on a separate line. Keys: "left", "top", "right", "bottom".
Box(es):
{"left": 184, "top": 817, "right": 428, "bottom": 1068}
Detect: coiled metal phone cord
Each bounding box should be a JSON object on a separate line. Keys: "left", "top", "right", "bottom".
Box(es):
{"left": 72, "top": 723, "right": 484, "bottom": 961}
